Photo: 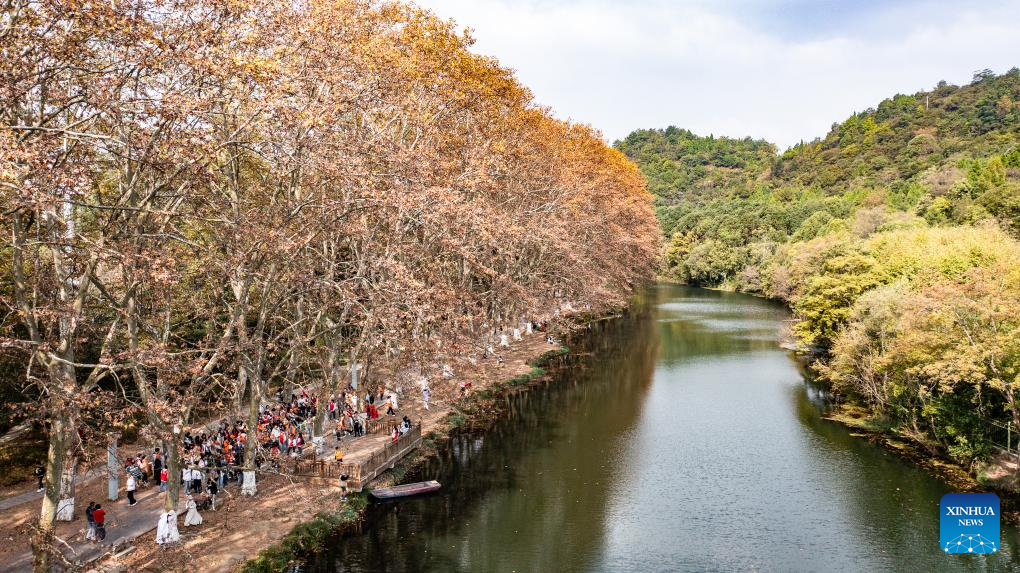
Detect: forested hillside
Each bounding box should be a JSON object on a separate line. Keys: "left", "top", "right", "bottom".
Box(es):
{"left": 615, "top": 128, "right": 775, "bottom": 204}
{"left": 617, "top": 69, "right": 1020, "bottom": 463}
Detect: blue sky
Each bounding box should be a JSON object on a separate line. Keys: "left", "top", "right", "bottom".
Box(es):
{"left": 414, "top": 0, "right": 1020, "bottom": 148}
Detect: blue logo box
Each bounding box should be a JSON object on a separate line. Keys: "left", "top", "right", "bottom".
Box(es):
{"left": 940, "top": 493, "right": 1000, "bottom": 554}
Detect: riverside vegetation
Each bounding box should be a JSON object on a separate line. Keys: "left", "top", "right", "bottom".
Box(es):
{"left": 617, "top": 69, "right": 1020, "bottom": 470}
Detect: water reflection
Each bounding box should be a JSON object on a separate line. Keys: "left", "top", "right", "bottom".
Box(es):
{"left": 308, "top": 284, "right": 1018, "bottom": 572}
{"left": 307, "top": 297, "right": 657, "bottom": 572}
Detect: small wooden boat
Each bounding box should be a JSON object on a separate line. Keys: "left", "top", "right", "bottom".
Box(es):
{"left": 370, "top": 480, "right": 441, "bottom": 500}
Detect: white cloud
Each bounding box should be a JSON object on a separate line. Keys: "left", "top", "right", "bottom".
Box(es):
{"left": 414, "top": 0, "right": 1020, "bottom": 148}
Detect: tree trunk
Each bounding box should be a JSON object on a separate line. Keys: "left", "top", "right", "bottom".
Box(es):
{"left": 242, "top": 366, "right": 261, "bottom": 496}
{"left": 313, "top": 387, "right": 328, "bottom": 456}
{"left": 1005, "top": 387, "right": 1020, "bottom": 439}
{"left": 163, "top": 438, "right": 181, "bottom": 513}
{"left": 32, "top": 413, "right": 67, "bottom": 573}
{"left": 284, "top": 341, "right": 299, "bottom": 401}
{"left": 157, "top": 438, "right": 182, "bottom": 545}
{"left": 235, "top": 365, "right": 248, "bottom": 414}
{"left": 312, "top": 346, "right": 339, "bottom": 456}
{"left": 107, "top": 434, "right": 120, "bottom": 501}
{"left": 55, "top": 450, "right": 77, "bottom": 521}
{"left": 284, "top": 297, "right": 306, "bottom": 399}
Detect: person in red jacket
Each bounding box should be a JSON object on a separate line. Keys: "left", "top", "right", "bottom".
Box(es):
{"left": 92, "top": 504, "right": 107, "bottom": 542}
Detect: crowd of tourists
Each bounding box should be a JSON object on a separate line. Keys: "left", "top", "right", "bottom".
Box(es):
{"left": 65, "top": 375, "right": 433, "bottom": 549}
{"left": 256, "top": 389, "right": 315, "bottom": 459}
{"left": 32, "top": 320, "right": 557, "bottom": 553}
{"left": 69, "top": 326, "right": 555, "bottom": 549}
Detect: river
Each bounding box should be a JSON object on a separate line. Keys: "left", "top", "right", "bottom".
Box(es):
{"left": 307, "top": 284, "right": 1020, "bottom": 572}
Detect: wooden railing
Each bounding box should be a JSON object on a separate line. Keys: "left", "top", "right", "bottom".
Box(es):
{"left": 293, "top": 423, "right": 422, "bottom": 492}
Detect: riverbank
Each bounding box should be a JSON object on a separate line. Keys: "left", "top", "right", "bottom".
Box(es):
{"left": 824, "top": 402, "right": 1020, "bottom": 524}
{"left": 84, "top": 329, "right": 570, "bottom": 573}
{"left": 667, "top": 279, "right": 1020, "bottom": 515}
{"left": 384, "top": 344, "right": 572, "bottom": 483}
{"left": 803, "top": 323, "right": 1020, "bottom": 519}
{"left": 239, "top": 342, "right": 572, "bottom": 572}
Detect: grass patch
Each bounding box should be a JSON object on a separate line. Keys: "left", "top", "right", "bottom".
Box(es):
{"left": 508, "top": 367, "right": 546, "bottom": 386}
{"left": 530, "top": 345, "right": 569, "bottom": 367}
{"left": 504, "top": 345, "right": 568, "bottom": 387}
{"left": 823, "top": 403, "right": 889, "bottom": 432}
{"left": 239, "top": 494, "right": 368, "bottom": 573}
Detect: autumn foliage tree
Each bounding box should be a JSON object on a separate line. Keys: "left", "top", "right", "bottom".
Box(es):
{"left": 1, "top": 0, "right": 658, "bottom": 568}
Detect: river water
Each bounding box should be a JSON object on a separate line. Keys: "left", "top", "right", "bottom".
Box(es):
{"left": 307, "top": 284, "right": 1019, "bottom": 572}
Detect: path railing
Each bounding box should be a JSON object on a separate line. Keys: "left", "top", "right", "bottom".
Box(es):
{"left": 293, "top": 423, "right": 422, "bottom": 491}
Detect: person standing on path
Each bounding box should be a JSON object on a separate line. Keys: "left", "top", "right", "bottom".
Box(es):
{"left": 191, "top": 468, "right": 203, "bottom": 494}
{"left": 183, "top": 494, "right": 203, "bottom": 526}
{"left": 159, "top": 467, "right": 168, "bottom": 493}
{"left": 85, "top": 501, "right": 97, "bottom": 541}
{"left": 153, "top": 448, "right": 162, "bottom": 488}
{"left": 92, "top": 504, "right": 106, "bottom": 542}
{"left": 207, "top": 477, "right": 218, "bottom": 510}
{"left": 422, "top": 386, "right": 430, "bottom": 411}
{"left": 34, "top": 464, "right": 45, "bottom": 492}
{"left": 353, "top": 411, "right": 365, "bottom": 437}
{"left": 137, "top": 453, "right": 151, "bottom": 487}
{"left": 126, "top": 472, "right": 137, "bottom": 506}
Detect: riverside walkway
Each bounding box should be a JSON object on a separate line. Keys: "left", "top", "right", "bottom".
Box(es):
{"left": 0, "top": 334, "right": 555, "bottom": 572}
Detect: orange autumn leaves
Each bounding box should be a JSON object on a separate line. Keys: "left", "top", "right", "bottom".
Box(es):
{"left": 2, "top": 0, "right": 658, "bottom": 556}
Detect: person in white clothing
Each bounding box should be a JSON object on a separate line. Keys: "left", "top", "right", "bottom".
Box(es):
{"left": 156, "top": 511, "right": 180, "bottom": 544}
{"left": 126, "top": 473, "right": 137, "bottom": 506}
{"left": 183, "top": 495, "right": 203, "bottom": 526}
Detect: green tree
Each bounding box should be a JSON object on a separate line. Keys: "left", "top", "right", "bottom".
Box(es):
{"left": 792, "top": 252, "right": 886, "bottom": 347}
